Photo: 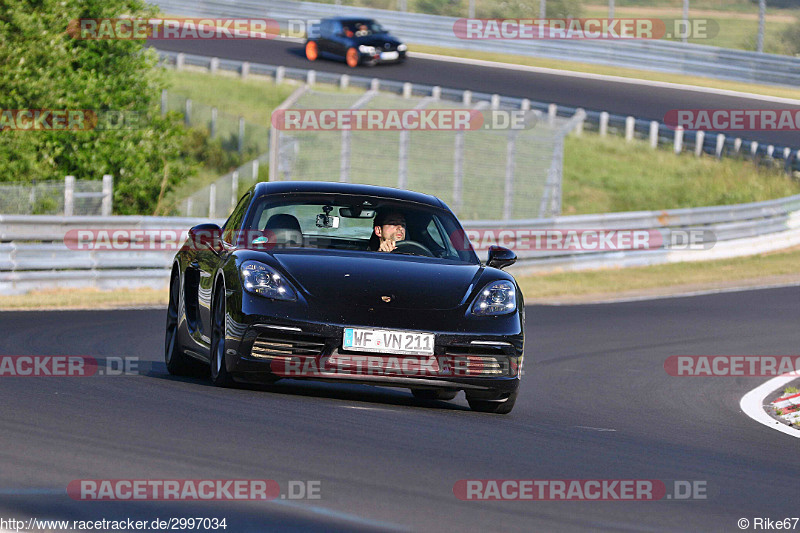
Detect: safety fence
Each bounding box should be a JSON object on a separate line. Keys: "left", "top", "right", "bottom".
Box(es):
{"left": 0, "top": 176, "right": 113, "bottom": 216}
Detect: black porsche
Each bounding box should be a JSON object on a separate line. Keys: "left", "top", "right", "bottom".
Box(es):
{"left": 165, "top": 182, "right": 524, "bottom": 414}
{"left": 305, "top": 17, "right": 407, "bottom": 67}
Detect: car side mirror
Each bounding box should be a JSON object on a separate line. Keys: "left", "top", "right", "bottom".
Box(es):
{"left": 487, "top": 245, "right": 516, "bottom": 269}
{"left": 188, "top": 223, "right": 222, "bottom": 252}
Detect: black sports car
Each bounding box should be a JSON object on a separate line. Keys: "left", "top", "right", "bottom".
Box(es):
{"left": 165, "top": 182, "right": 523, "bottom": 414}
{"left": 305, "top": 17, "right": 407, "bottom": 67}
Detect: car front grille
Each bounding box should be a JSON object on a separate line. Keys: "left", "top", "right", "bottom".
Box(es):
{"left": 251, "top": 333, "right": 326, "bottom": 361}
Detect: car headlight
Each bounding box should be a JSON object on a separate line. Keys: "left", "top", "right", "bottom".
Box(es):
{"left": 358, "top": 45, "right": 376, "bottom": 55}
{"left": 239, "top": 260, "right": 297, "bottom": 301}
{"left": 397, "top": 44, "right": 407, "bottom": 52}
{"left": 470, "top": 280, "right": 516, "bottom": 316}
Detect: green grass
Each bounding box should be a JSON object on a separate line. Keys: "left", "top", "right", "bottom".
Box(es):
{"left": 562, "top": 133, "right": 800, "bottom": 214}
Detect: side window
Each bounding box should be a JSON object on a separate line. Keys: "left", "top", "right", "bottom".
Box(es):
{"left": 222, "top": 193, "right": 251, "bottom": 244}
{"left": 426, "top": 218, "right": 445, "bottom": 249}
{"left": 320, "top": 20, "right": 331, "bottom": 37}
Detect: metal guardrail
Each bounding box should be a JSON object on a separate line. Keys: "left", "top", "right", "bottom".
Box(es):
{"left": 151, "top": 0, "right": 800, "bottom": 87}
{"left": 3, "top": 193, "right": 800, "bottom": 293}
{"left": 156, "top": 49, "right": 800, "bottom": 174}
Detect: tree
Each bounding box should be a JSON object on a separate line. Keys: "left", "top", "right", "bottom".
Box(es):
{"left": 0, "top": 0, "right": 194, "bottom": 214}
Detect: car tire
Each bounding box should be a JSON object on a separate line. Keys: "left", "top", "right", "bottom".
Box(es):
{"left": 467, "top": 389, "right": 518, "bottom": 414}
{"left": 165, "top": 273, "right": 193, "bottom": 375}
{"left": 345, "top": 47, "right": 359, "bottom": 68}
{"left": 210, "top": 284, "right": 235, "bottom": 387}
{"left": 412, "top": 389, "right": 458, "bottom": 401}
{"left": 305, "top": 41, "right": 319, "bottom": 61}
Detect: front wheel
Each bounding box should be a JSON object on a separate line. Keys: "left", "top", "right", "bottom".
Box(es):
{"left": 467, "top": 389, "right": 518, "bottom": 414}
{"left": 345, "top": 47, "right": 359, "bottom": 68}
{"left": 305, "top": 41, "right": 318, "bottom": 61}
{"left": 210, "top": 286, "right": 234, "bottom": 387}
{"left": 165, "top": 274, "right": 193, "bottom": 375}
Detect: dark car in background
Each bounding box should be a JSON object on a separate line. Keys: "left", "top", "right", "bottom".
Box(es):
{"left": 305, "top": 17, "right": 407, "bottom": 67}
{"left": 165, "top": 182, "right": 523, "bottom": 414}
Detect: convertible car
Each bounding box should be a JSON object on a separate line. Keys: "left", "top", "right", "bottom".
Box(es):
{"left": 165, "top": 182, "right": 524, "bottom": 414}
{"left": 305, "top": 17, "right": 407, "bottom": 67}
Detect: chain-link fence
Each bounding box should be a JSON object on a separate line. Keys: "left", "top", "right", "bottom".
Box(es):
{"left": 182, "top": 153, "right": 270, "bottom": 218}
{"left": 269, "top": 88, "right": 583, "bottom": 220}
{"left": 161, "top": 90, "right": 271, "bottom": 155}
{"left": 0, "top": 176, "right": 113, "bottom": 216}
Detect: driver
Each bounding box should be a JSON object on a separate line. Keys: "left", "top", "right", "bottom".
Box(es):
{"left": 370, "top": 210, "right": 406, "bottom": 252}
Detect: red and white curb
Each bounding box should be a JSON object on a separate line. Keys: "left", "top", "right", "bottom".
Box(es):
{"left": 740, "top": 373, "right": 800, "bottom": 438}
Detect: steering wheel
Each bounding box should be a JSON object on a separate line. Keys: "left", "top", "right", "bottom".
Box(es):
{"left": 391, "top": 240, "right": 435, "bottom": 257}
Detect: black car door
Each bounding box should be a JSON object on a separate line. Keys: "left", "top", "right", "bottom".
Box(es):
{"left": 195, "top": 192, "right": 251, "bottom": 350}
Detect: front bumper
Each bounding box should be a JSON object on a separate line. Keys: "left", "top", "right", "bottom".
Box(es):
{"left": 226, "top": 296, "right": 523, "bottom": 394}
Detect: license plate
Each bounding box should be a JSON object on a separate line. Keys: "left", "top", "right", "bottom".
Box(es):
{"left": 343, "top": 328, "right": 434, "bottom": 356}
{"left": 380, "top": 51, "right": 399, "bottom": 60}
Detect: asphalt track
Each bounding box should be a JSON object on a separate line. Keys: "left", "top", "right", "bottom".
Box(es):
{"left": 149, "top": 37, "right": 800, "bottom": 148}
{"left": 1, "top": 286, "right": 799, "bottom": 531}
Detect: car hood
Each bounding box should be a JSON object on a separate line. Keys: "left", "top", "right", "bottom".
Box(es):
{"left": 271, "top": 251, "right": 482, "bottom": 311}
{"left": 354, "top": 35, "right": 401, "bottom": 47}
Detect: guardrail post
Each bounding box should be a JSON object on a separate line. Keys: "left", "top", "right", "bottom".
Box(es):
{"left": 649, "top": 121, "right": 659, "bottom": 148}
{"left": 238, "top": 117, "right": 245, "bottom": 154}
{"left": 252, "top": 159, "right": 259, "bottom": 180}
{"left": 574, "top": 107, "right": 584, "bottom": 135}
{"left": 625, "top": 116, "right": 635, "bottom": 142}
{"left": 521, "top": 99, "right": 530, "bottom": 111}
{"left": 184, "top": 98, "right": 192, "bottom": 127}
{"left": 370, "top": 78, "right": 380, "bottom": 91}
{"left": 453, "top": 131, "right": 464, "bottom": 215}
{"left": 750, "top": 141, "right": 759, "bottom": 159}
{"left": 161, "top": 89, "right": 167, "bottom": 118}
{"left": 210, "top": 57, "right": 219, "bottom": 74}
{"left": 548, "top": 103, "right": 557, "bottom": 125}
{"left": 231, "top": 171, "right": 239, "bottom": 210}
{"left": 209, "top": 183, "right": 216, "bottom": 218}
{"left": 767, "top": 145, "right": 775, "bottom": 158}
{"left": 241, "top": 62, "right": 250, "bottom": 79}
{"left": 210, "top": 107, "right": 218, "bottom": 138}
{"left": 599, "top": 112, "right": 609, "bottom": 137}
{"left": 715, "top": 133, "right": 726, "bottom": 158}
{"left": 176, "top": 53, "right": 185, "bottom": 71}
{"left": 101, "top": 174, "right": 113, "bottom": 216}
{"left": 276, "top": 66, "right": 285, "bottom": 84}
{"left": 462, "top": 90, "right": 472, "bottom": 105}
{"left": 503, "top": 131, "right": 517, "bottom": 220}
{"left": 402, "top": 82, "right": 412, "bottom": 99}
{"left": 734, "top": 138, "right": 742, "bottom": 154}
{"left": 186, "top": 198, "right": 193, "bottom": 216}
{"left": 64, "top": 176, "right": 75, "bottom": 216}
{"left": 339, "top": 74, "right": 349, "bottom": 89}
{"left": 785, "top": 149, "right": 795, "bottom": 175}
{"left": 674, "top": 126, "right": 684, "bottom": 154}
{"left": 340, "top": 130, "right": 351, "bottom": 183}
{"left": 307, "top": 70, "right": 316, "bottom": 85}
{"left": 398, "top": 130, "right": 409, "bottom": 190}
{"left": 695, "top": 131, "right": 705, "bottom": 157}
{"left": 491, "top": 94, "right": 501, "bottom": 109}
{"left": 431, "top": 86, "right": 441, "bottom": 99}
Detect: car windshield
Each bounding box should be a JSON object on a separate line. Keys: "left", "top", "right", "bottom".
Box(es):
{"left": 345, "top": 20, "right": 386, "bottom": 35}
{"left": 241, "top": 194, "right": 478, "bottom": 263}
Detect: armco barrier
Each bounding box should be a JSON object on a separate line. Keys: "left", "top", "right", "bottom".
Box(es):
{"left": 150, "top": 0, "right": 800, "bottom": 87}
{"left": 3, "top": 193, "right": 800, "bottom": 294}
